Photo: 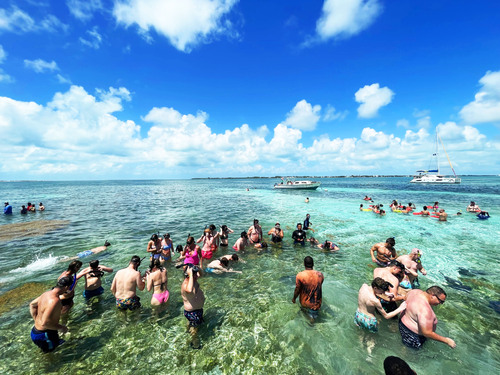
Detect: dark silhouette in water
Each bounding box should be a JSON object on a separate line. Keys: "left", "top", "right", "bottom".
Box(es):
{"left": 440, "top": 272, "right": 472, "bottom": 292}
{"left": 458, "top": 268, "right": 488, "bottom": 277}
{"left": 489, "top": 301, "right": 500, "bottom": 314}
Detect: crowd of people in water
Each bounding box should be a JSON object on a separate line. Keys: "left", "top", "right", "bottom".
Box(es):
{"left": 23, "top": 195, "right": 491, "bottom": 374}
{"left": 3, "top": 201, "right": 45, "bottom": 215}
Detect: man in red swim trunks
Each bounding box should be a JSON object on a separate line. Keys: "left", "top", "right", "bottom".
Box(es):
{"left": 292, "top": 256, "right": 324, "bottom": 322}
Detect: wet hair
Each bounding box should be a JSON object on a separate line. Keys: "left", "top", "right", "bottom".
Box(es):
{"left": 175, "top": 245, "right": 183, "bottom": 253}
{"left": 240, "top": 231, "right": 248, "bottom": 238}
{"left": 379, "top": 204, "right": 383, "bottom": 207}
{"left": 253, "top": 219, "right": 259, "bottom": 224}
{"left": 67, "top": 260, "right": 82, "bottom": 273}
{"left": 56, "top": 276, "right": 72, "bottom": 288}
{"left": 372, "top": 277, "right": 393, "bottom": 291}
{"left": 163, "top": 233, "right": 170, "bottom": 239}
{"left": 423, "top": 206, "right": 427, "bottom": 210}
{"left": 209, "top": 224, "right": 216, "bottom": 231}
{"left": 221, "top": 225, "right": 228, "bottom": 231}
{"left": 220, "top": 258, "right": 229, "bottom": 267}
{"left": 389, "top": 260, "right": 405, "bottom": 271}
{"left": 39, "top": 202, "right": 43, "bottom": 206}
{"left": 380, "top": 210, "right": 386, "bottom": 214}
{"left": 89, "top": 260, "right": 99, "bottom": 269}
{"left": 386, "top": 237, "right": 396, "bottom": 247}
{"left": 149, "top": 258, "right": 162, "bottom": 272}
{"left": 22, "top": 205, "right": 25, "bottom": 208}
{"left": 150, "top": 234, "right": 158, "bottom": 241}
{"left": 323, "top": 241, "right": 331, "bottom": 249}
{"left": 304, "top": 256, "right": 314, "bottom": 268}
{"left": 360, "top": 204, "right": 363, "bottom": 207}
{"left": 426, "top": 285, "right": 446, "bottom": 297}
{"left": 383, "top": 356, "right": 414, "bottom": 375}
{"left": 186, "top": 236, "right": 195, "bottom": 245}
{"left": 231, "top": 254, "right": 239, "bottom": 261}
{"left": 104, "top": 240, "right": 111, "bottom": 247}
{"left": 130, "top": 255, "right": 141, "bottom": 265}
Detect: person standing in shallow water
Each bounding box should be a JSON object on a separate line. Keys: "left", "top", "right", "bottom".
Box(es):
{"left": 292, "top": 256, "right": 324, "bottom": 321}
{"left": 58, "top": 260, "right": 83, "bottom": 314}
{"left": 111, "top": 256, "right": 145, "bottom": 311}
{"left": 247, "top": 219, "right": 263, "bottom": 244}
{"left": 181, "top": 264, "right": 205, "bottom": 349}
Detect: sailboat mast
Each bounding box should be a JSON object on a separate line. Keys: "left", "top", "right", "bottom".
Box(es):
{"left": 437, "top": 132, "right": 457, "bottom": 177}
{"left": 435, "top": 132, "right": 439, "bottom": 174}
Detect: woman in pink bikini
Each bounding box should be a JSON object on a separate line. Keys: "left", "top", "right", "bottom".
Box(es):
{"left": 197, "top": 228, "right": 219, "bottom": 260}
{"left": 147, "top": 258, "right": 169, "bottom": 306}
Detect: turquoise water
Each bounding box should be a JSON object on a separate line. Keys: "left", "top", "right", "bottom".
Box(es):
{"left": 0, "top": 177, "right": 499, "bottom": 374}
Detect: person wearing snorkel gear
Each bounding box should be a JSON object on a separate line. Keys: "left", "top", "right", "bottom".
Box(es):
{"left": 77, "top": 260, "right": 113, "bottom": 300}
{"left": 147, "top": 233, "right": 162, "bottom": 260}
{"left": 233, "top": 231, "right": 250, "bottom": 251}
{"left": 247, "top": 219, "right": 263, "bottom": 244}
{"left": 268, "top": 223, "right": 284, "bottom": 243}
{"left": 317, "top": 240, "right": 339, "bottom": 251}
{"left": 219, "top": 225, "right": 234, "bottom": 247}
{"left": 397, "top": 249, "right": 427, "bottom": 290}
{"left": 58, "top": 260, "right": 83, "bottom": 314}
{"left": 292, "top": 223, "right": 307, "bottom": 245}
{"left": 111, "top": 256, "right": 145, "bottom": 311}
{"left": 197, "top": 225, "right": 219, "bottom": 260}
{"left": 181, "top": 263, "right": 205, "bottom": 349}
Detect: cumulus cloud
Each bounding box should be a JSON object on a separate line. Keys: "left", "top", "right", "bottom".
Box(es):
{"left": 113, "top": 0, "right": 239, "bottom": 52}
{"left": 282, "top": 100, "right": 321, "bottom": 131}
{"left": 315, "top": 0, "right": 381, "bottom": 40}
{"left": 0, "top": 6, "right": 67, "bottom": 33}
{"left": 459, "top": 70, "right": 500, "bottom": 124}
{"left": 79, "top": 26, "right": 103, "bottom": 49}
{"left": 355, "top": 83, "right": 394, "bottom": 118}
{"left": 67, "top": 0, "right": 103, "bottom": 21}
{"left": 24, "top": 59, "right": 59, "bottom": 73}
{"left": 323, "top": 105, "right": 348, "bottom": 121}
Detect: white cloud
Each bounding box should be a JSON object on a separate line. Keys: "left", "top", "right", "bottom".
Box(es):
{"left": 0, "top": 69, "right": 12, "bottom": 83}
{"left": 323, "top": 105, "right": 348, "bottom": 121}
{"left": 315, "top": 0, "right": 381, "bottom": 40}
{"left": 113, "top": 0, "right": 239, "bottom": 52}
{"left": 460, "top": 70, "right": 500, "bottom": 124}
{"left": 396, "top": 119, "right": 410, "bottom": 129}
{"left": 282, "top": 99, "right": 321, "bottom": 131}
{"left": 0, "top": 45, "right": 6, "bottom": 63}
{"left": 56, "top": 74, "right": 72, "bottom": 85}
{"left": 67, "top": 0, "right": 103, "bottom": 21}
{"left": 24, "top": 59, "right": 59, "bottom": 73}
{"left": 355, "top": 83, "right": 394, "bottom": 118}
{"left": 79, "top": 26, "right": 103, "bottom": 49}
{"left": 0, "top": 6, "right": 67, "bottom": 33}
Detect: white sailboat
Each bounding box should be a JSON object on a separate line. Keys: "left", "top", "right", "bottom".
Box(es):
{"left": 410, "top": 132, "right": 461, "bottom": 184}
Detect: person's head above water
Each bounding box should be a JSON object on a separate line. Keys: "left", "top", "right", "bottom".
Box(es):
{"left": 231, "top": 254, "right": 239, "bottom": 261}
{"left": 175, "top": 244, "right": 183, "bottom": 253}
{"left": 253, "top": 219, "right": 259, "bottom": 225}
{"left": 89, "top": 260, "right": 99, "bottom": 269}
{"left": 150, "top": 233, "right": 158, "bottom": 241}
{"left": 388, "top": 260, "right": 405, "bottom": 273}
{"left": 386, "top": 237, "right": 396, "bottom": 247}
{"left": 304, "top": 256, "right": 314, "bottom": 269}
{"left": 297, "top": 223, "right": 302, "bottom": 229}
{"left": 67, "top": 260, "right": 82, "bottom": 273}
{"left": 383, "top": 356, "right": 416, "bottom": 375}
{"left": 220, "top": 258, "right": 229, "bottom": 267}
{"left": 240, "top": 231, "right": 248, "bottom": 239}
{"left": 372, "top": 277, "right": 393, "bottom": 292}
{"left": 186, "top": 236, "right": 195, "bottom": 245}
{"left": 56, "top": 276, "right": 73, "bottom": 289}
{"left": 130, "top": 255, "right": 141, "bottom": 267}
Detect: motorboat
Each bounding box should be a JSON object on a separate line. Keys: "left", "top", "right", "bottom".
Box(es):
{"left": 410, "top": 131, "right": 461, "bottom": 184}
{"left": 273, "top": 177, "right": 321, "bottom": 190}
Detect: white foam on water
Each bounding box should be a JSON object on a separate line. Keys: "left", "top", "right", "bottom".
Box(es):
{"left": 9, "top": 254, "right": 59, "bottom": 275}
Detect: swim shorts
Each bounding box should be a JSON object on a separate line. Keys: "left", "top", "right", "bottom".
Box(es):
{"left": 31, "top": 327, "right": 65, "bottom": 353}
{"left": 301, "top": 307, "right": 319, "bottom": 319}
{"left": 184, "top": 308, "right": 204, "bottom": 327}
{"left": 375, "top": 259, "right": 390, "bottom": 267}
{"left": 399, "top": 319, "right": 427, "bottom": 349}
{"left": 400, "top": 279, "right": 412, "bottom": 289}
{"left": 83, "top": 286, "right": 104, "bottom": 299}
{"left": 77, "top": 250, "right": 93, "bottom": 258}
{"left": 116, "top": 296, "right": 141, "bottom": 311}
{"left": 354, "top": 309, "right": 378, "bottom": 332}
{"left": 201, "top": 250, "right": 214, "bottom": 260}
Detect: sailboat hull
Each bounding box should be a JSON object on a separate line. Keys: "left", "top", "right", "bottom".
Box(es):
{"left": 410, "top": 175, "right": 461, "bottom": 184}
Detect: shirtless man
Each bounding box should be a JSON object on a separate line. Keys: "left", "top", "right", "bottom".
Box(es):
{"left": 111, "top": 255, "right": 145, "bottom": 311}
{"left": 59, "top": 241, "right": 111, "bottom": 263}
{"left": 77, "top": 260, "right": 113, "bottom": 300}
{"left": 205, "top": 257, "right": 242, "bottom": 274}
{"left": 292, "top": 256, "right": 324, "bottom": 321}
{"left": 29, "top": 277, "right": 71, "bottom": 352}
{"left": 399, "top": 286, "right": 456, "bottom": 349}
{"left": 354, "top": 277, "right": 407, "bottom": 332}
{"left": 181, "top": 264, "right": 205, "bottom": 348}
{"left": 397, "top": 248, "right": 427, "bottom": 290}
{"left": 370, "top": 237, "right": 396, "bottom": 267}
{"left": 317, "top": 240, "right": 339, "bottom": 251}
{"left": 438, "top": 209, "right": 448, "bottom": 221}
{"left": 247, "top": 219, "right": 263, "bottom": 244}
{"left": 233, "top": 231, "right": 250, "bottom": 251}
{"left": 268, "top": 223, "right": 284, "bottom": 244}
{"left": 420, "top": 206, "right": 430, "bottom": 216}
{"left": 373, "top": 260, "right": 406, "bottom": 312}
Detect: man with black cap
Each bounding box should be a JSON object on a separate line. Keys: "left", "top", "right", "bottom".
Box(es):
{"left": 29, "top": 277, "right": 71, "bottom": 352}
{"left": 111, "top": 255, "right": 145, "bottom": 311}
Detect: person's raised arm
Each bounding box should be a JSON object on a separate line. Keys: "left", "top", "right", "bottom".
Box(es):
{"left": 185, "top": 268, "right": 195, "bottom": 293}
{"left": 76, "top": 267, "right": 91, "bottom": 279}
{"left": 196, "top": 235, "right": 204, "bottom": 244}
{"left": 100, "top": 265, "right": 113, "bottom": 273}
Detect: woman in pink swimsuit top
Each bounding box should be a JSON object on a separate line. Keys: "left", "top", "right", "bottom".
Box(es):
{"left": 197, "top": 228, "right": 219, "bottom": 260}
{"left": 182, "top": 237, "right": 200, "bottom": 266}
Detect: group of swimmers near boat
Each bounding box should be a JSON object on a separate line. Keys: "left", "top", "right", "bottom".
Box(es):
{"left": 28, "top": 196, "right": 484, "bottom": 374}
{"left": 3, "top": 201, "right": 45, "bottom": 215}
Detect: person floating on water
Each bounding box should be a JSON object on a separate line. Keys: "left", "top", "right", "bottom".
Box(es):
{"left": 205, "top": 257, "right": 242, "bottom": 274}
{"left": 111, "top": 256, "right": 145, "bottom": 311}
{"left": 370, "top": 238, "right": 396, "bottom": 267}
{"left": 354, "top": 277, "right": 407, "bottom": 332}
{"left": 78, "top": 260, "right": 113, "bottom": 300}
{"left": 268, "top": 222, "right": 284, "bottom": 244}
{"left": 59, "top": 241, "right": 111, "bottom": 262}
{"left": 29, "top": 277, "right": 72, "bottom": 353}
{"left": 292, "top": 223, "right": 307, "bottom": 246}
{"left": 181, "top": 263, "right": 205, "bottom": 349}
{"left": 317, "top": 240, "right": 339, "bottom": 251}
{"left": 58, "top": 260, "right": 83, "bottom": 314}
{"left": 399, "top": 286, "right": 456, "bottom": 349}
{"left": 292, "top": 256, "right": 324, "bottom": 322}
{"left": 303, "top": 214, "right": 315, "bottom": 233}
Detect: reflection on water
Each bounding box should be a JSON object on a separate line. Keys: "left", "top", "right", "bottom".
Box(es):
{"left": 0, "top": 177, "right": 499, "bottom": 374}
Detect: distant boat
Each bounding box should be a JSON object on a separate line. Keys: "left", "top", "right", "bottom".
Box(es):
{"left": 410, "top": 131, "right": 461, "bottom": 184}
{"left": 273, "top": 177, "right": 321, "bottom": 190}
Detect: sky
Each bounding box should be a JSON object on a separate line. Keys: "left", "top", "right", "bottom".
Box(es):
{"left": 0, "top": 0, "right": 499, "bottom": 180}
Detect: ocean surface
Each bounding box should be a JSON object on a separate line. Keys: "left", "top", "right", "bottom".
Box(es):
{"left": 0, "top": 177, "right": 499, "bottom": 375}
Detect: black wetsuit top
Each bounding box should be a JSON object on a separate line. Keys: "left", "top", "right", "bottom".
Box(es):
{"left": 292, "top": 230, "right": 306, "bottom": 242}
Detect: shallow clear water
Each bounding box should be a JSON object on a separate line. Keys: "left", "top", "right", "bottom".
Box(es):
{"left": 0, "top": 177, "right": 499, "bottom": 374}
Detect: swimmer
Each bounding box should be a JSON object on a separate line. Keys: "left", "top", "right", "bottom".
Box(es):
{"left": 317, "top": 240, "right": 339, "bottom": 251}
{"left": 292, "top": 223, "right": 307, "bottom": 246}
{"left": 438, "top": 209, "right": 448, "bottom": 221}
{"left": 432, "top": 201, "right": 439, "bottom": 212}
{"left": 29, "top": 277, "right": 71, "bottom": 353}
{"left": 377, "top": 209, "right": 386, "bottom": 216}
{"left": 305, "top": 197, "right": 309, "bottom": 203}
{"left": 354, "top": 278, "right": 407, "bottom": 333}
{"left": 146, "top": 258, "right": 169, "bottom": 306}
{"left": 370, "top": 238, "right": 396, "bottom": 266}
{"left": 373, "top": 260, "right": 406, "bottom": 313}
{"left": 77, "top": 260, "right": 113, "bottom": 300}
{"left": 220, "top": 254, "right": 244, "bottom": 264}
{"left": 308, "top": 237, "right": 319, "bottom": 245}
{"left": 397, "top": 249, "right": 427, "bottom": 291}
{"left": 111, "top": 256, "right": 145, "bottom": 311}
{"left": 363, "top": 196, "right": 373, "bottom": 201}
{"left": 4, "top": 202, "right": 12, "bottom": 215}
{"left": 59, "top": 241, "right": 111, "bottom": 262}
{"left": 181, "top": 264, "right": 205, "bottom": 349}
{"left": 20, "top": 205, "right": 28, "bottom": 214}
{"left": 399, "top": 286, "right": 456, "bottom": 349}
{"left": 219, "top": 225, "right": 234, "bottom": 247}
{"left": 233, "top": 232, "right": 250, "bottom": 251}
{"left": 466, "top": 201, "right": 480, "bottom": 212}
{"left": 360, "top": 204, "right": 364, "bottom": 211}
{"left": 303, "top": 214, "right": 315, "bottom": 232}
{"left": 58, "top": 260, "right": 83, "bottom": 314}
{"left": 247, "top": 219, "right": 263, "bottom": 244}
{"left": 205, "top": 257, "right": 242, "bottom": 274}
{"left": 268, "top": 223, "right": 284, "bottom": 243}
{"left": 477, "top": 211, "right": 490, "bottom": 219}
{"left": 383, "top": 356, "right": 416, "bottom": 375}
{"left": 419, "top": 206, "right": 430, "bottom": 216}
{"left": 39, "top": 202, "right": 45, "bottom": 211}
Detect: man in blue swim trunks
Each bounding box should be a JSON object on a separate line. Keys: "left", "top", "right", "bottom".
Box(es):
{"left": 78, "top": 260, "right": 113, "bottom": 300}
{"left": 355, "top": 278, "right": 407, "bottom": 332}
{"left": 181, "top": 264, "right": 205, "bottom": 349}
{"left": 29, "top": 277, "right": 71, "bottom": 352}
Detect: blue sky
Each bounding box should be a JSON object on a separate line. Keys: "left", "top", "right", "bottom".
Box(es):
{"left": 0, "top": 0, "right": 499, "bottom": 180}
